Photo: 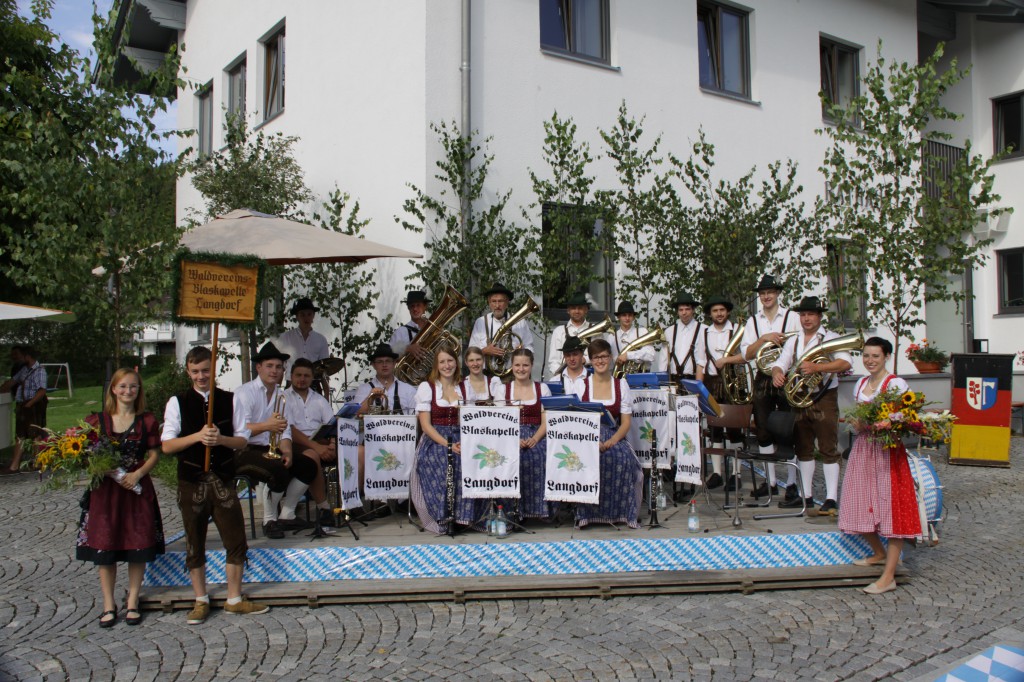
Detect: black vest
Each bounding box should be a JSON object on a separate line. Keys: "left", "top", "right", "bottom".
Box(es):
{"left": 176, "top": 387, "right": 236, "bottom": 483}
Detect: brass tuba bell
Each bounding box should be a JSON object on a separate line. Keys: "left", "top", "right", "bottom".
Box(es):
{"left": 485, "top": 296, "right": 540, "bottom": 380}
{"left": 613, "top": 325, "right": 665, "bottom": 378}
{"left": 755, "top": 331, "right": 798, "bottom": 376}
{"left": 783, "top": 331, "right": 864, "bottom": 408}
{"left": 394, "top": 284, "right": 468, "bottom": 386}
{"left": 719, "top": 322, "right": 754, "bottom": 404}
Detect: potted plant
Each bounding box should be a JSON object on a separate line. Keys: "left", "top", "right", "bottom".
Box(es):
{"left": 905, "top": 339, "right": 949, "bottom": 373}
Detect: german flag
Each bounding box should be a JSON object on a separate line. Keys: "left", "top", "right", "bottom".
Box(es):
{"left": 949, "top": 354, "right": 1015, "bottom": 467}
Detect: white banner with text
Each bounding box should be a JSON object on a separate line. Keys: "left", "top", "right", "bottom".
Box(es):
{"left": 362, "top": 414, "right": 417, "bottom": 501}
{"left": 543, "top": 410, "right": 601, "bottom": 505}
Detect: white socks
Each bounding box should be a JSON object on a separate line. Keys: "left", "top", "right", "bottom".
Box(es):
{"left": 798, "top": 460, "right": 816, "bottom": 500}
{"left": 278, "top": 477, "right": 310, "bottom": 521}
{"left": 263, "top": 485, "right": 283, "bottom": 524}
{"left": 823, "top": 462, "right": 840, "bottom": 502}
{"left": 711, "top": 444, "right": 724, "bottom": 476}
{"left": 786, "top": 458, "right": 799, "bottom": 487}
{"left": 759, "top": 445, "right": 778, "bottom": 486}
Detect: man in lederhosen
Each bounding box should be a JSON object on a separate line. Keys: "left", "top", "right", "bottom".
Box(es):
{"left": 658, "top": 292, "right": 704, "bottom": 390}
{"left": 469, "top": 282, "right": 534, "bottom": 379}
{"left": 741, "top": 275, "right": 802, "bottom": 500}
{"left": 389, "top": 290, "right": 431, "bottom": 359}
{"left": 546, "top": 291, "right": 593, "bottom": 379}
{"left": 607, "top": 301, "right": 655, "bottom": 375}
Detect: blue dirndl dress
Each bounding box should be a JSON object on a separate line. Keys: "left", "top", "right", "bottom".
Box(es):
{"left": 503, "top": 381, "right": 554, "bottom": 520}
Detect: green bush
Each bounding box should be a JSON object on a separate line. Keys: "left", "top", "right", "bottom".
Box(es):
{"left": 144, "top": 363, "right": 192, "bottom": 420}
{"left": 144, "top": 354, "right": 175, "bottom": 372}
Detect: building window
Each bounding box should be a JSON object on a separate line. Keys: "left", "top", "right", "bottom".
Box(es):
{"left": 227, "top": 58, "right": 246, "bottom": 121}
{"left": 697, "top": 1, "right": 750, "bottom": 98}
{"left": 993, "top": 92, "right": 1023, "bottom": 158}
{"left": 820, "top": 37, "right": 859, "bottom": 121}
{"left": 263, "top": 27, "right": 285, "bottom": 121}
{"left": 541, "top": 203, "right": 612, "bottom": 316}
{"left": 826, "top": 241, "right": 867, "bottom": 328}
{"left": 539, "top": 0, "right": 610, "bottom": 64}
{"left": 998, "top": 248, "right": 1024, "bottom": 313}
{"left": 196, "top": 83, "right": 213, "bottom": 156}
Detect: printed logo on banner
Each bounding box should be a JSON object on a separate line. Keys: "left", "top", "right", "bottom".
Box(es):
{"left": 337, "top": 418, "right": 362, "bottom": 511}
{"left": 966, "top": 377, "right": 998, "bottom": 411}
{"left": 362, "top": 415, "right": 417, "bottom": 501}
{"left": 544, "top": 411, "right": 601, "bottom": 504}
{"left": 628, "top": 389, "right": 673, "bottom": 470}
{"left": 460, "top": 406, "right": 521, "bottom": 499}
{"left": 674, "top": 395, "right": 702, "bottom": 485}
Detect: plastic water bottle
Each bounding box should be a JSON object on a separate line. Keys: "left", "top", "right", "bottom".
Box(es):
{"left": 687, "top": 501, "right": 700, "bottom": 533}
{"left": 495, "top": 505, "right": 509, "bottom": 538}
{"left": 486, "top": 504, "right": 496, "bottom": 536}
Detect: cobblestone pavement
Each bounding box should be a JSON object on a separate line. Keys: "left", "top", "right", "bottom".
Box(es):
{"left": 1, "top": 439, "right": 1022, "bottom": 681}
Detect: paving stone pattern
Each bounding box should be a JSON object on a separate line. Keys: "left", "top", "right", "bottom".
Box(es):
{"left": 1, "top": 440, "right": 1021, "bottom": 681}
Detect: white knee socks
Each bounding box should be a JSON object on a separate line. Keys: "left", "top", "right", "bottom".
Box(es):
{"left": 823, "top": 462, "right": 840, "bottom": 502}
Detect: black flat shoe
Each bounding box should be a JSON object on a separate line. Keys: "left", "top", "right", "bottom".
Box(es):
{"left": 783, "top": 483, "right": 800, "bottom": 502}
{"left": 724, "top": 475, "right": 742, "bottom": 490}
{"left": 817, "top": 499, "right": 838, "bottom": 515}
{"left": 99, "top": 609, "right": 117, "bottom": 628}
{"left": 125, "top": 609, "right": 142, "bottom": 626}
{"left": 705, "top": 473, "right": 723, "bottom": 489}
{"left": 779, "top": 496, "right": 812, "bottom": 509}
{"left": 750, "top": 482, "right": 778, "bottom": 499}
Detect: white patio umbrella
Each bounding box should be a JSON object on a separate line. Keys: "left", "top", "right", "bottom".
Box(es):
{"left": 179, "top": 208, "right": 422, "bottom": 264}
{"left": 0, "top": 302, "right": 76, "bottom": 323}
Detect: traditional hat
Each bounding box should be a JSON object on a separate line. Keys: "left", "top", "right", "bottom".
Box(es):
{"left": 369, "top": 343, "right": 399, "bottom": 361}
{"left": 560, "top": 336, "right": 585, "bottom": 354}
{"left": 754, "top": 274, "right": 784, "bottom": 292}
{"left": 614, "top": 301, "right": 637, "bottom": 316}
{"left": 671, "top": 291, "right": 700, "bottom": 308}
{"left": 482, "top": 283, "right": 514, "bottom": 300}
{"left": 253, "top": 341, "right": 290, "bottom": 363}
{"left": 402, "top": 290, "right": 430, "bottom": 305}
{"left": 702, "top": 295, "right": 734, "bottom": 312}
{"left": 565, "top": 291, "right": 590, "bottom": 308}
{"left": 791, "top": 296, "right": 826, "bottom": 313}
{"left": 290, "top": 297, "right": 317, "bottom": 315}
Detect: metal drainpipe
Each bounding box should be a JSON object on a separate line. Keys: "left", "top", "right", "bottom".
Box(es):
{"left": 460, "top": 0, "right": 471, "bottom": 247}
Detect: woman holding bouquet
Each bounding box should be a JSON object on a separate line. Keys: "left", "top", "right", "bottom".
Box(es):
{"left": 76, "top": 369, "right": 164, "bottom": 626}
{"left": 839, "top": 337, "right": 921, "bottom": 595}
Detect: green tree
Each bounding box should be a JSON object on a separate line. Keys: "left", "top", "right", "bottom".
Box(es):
{"left": 398, "top": 121, "right": 539, "bottom": 337}
{"left": 810, "top": 43, "right": 1005, "bottom": 371}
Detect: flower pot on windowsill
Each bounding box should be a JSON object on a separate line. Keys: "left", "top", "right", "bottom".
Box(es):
{"left": 913, "top": 360, "right": 943, "bottom": 374}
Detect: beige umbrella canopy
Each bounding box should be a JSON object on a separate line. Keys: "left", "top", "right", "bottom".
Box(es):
{"left": 0, "top": 302, "right": 76, "bottom": 323}
{"left": 179, "top": 208, "right": 421, "bottom": 264}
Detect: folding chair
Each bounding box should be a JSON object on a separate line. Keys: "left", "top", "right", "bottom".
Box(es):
{"left": 738, "top": 410, "right": 804, "bottom": 520}
{"left": 704, "top": 403, "right": 753, "bottom": 527}
{"left": 232, "top": 474, "right": 258, "bottom": 539}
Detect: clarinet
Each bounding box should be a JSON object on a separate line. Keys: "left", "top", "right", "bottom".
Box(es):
{"left": 445, "top": 441, "right": 456, "bottom": 537}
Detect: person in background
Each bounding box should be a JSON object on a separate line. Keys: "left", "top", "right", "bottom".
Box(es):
{"left": 1, "top": 346, "right": 47, "bottom": 474}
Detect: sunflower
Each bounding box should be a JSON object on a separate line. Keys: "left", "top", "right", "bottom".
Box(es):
{"left": 901, "top": 392, "right": 916, "bottom": 406}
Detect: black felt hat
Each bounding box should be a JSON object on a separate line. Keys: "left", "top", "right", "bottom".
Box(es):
{"left": 253, "top": 341, "right": 290, "bottom": 363}
{"left": 702, "top": 295, "right": 734, "bottom": 312}
{"left": 369, "top": 343, "right": 399, "bottom": 361}
{"left": 290, "top": 297, "right": 317, "bottom": 315}
{"left": 754, "top": 275, "right": 784, "bottom": 292}
{"left": 402, "top": 290, "right": 430, "bottom": 305}
{"left": 565, "top": 291, "right": 590, "bottom": 308}
{"left": 671, "top": 291, "right": 699, "bottom": 308}
{"left": 560, "top": 336, "right": 585, "bottom": 353}
{"left": 791, "top": 296, "right": 826, "bottom": 313}
{"left": 615, "top": 301, "right": 637, "bottom": 316}
{"left": 482, "top": 283, "right": 514, "bottom": 300}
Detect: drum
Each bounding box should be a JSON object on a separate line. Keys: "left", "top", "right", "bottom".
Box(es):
{"left": 907, "top": 452, "right": 943, "bottom": 522}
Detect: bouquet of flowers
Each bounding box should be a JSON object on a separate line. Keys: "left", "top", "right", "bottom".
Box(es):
{"left": 844, "top": 388, "right": 929, "bottom": 449}
{"left": 905, "top": 339, "right": 949, "bottom": 368}
{"left": 920, "top": 409, "right": 957, "bottom": 445}
{"left": 34, "top": 421, "right": 130, "bottom": 492}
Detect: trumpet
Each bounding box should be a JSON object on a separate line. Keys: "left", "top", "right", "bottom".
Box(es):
{"left": 486, "top": 296, "right": 540, "bottom": 380}
{"left": 755, "top": 331, "right": 798, "bottom": 376}
{"left": 367, "top": 391, "right": 390, "bottom": 415}
{"left": 783, "top": 331, "right": 864, "bottom": 408}
{"left": 266, "top": 387, "right": 286, "bottom": 459}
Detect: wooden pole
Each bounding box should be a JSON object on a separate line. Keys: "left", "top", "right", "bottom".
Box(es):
{"left": 203, "top": 322, "right": 220, "bottom": 472}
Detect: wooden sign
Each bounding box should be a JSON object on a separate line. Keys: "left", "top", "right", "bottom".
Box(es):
{"left": 176, "top": 260, "right": 260, "bottom": 322}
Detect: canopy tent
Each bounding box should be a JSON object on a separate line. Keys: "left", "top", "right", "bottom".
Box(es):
{"left": 0, "top": 302, "right": 77, "bottom": 323}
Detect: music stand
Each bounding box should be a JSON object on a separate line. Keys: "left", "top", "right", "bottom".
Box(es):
{"left": 541, "top": 400, "right": 611, "bottom": 529}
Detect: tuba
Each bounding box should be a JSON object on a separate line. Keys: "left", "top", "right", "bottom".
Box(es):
{"left": 485, "top": 296, "right": 540, "bottom": 380}
{"left": 613, "top": 326, "right": 665, "bottom": 378}
{"left": 719, "top": 323, "right": 754, "bottom": 404}
{"left": 755, "top": 331, "right": 798, "bottom": 376}
{"left": 784, "top": 331, "right": 864, "bottom": 408}
{"left": 394, "top": 284, "right": 468, "bottom": 385}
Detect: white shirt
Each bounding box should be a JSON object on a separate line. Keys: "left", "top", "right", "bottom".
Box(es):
{"left": 771, "top": 328, "right": 854, "bottom": 391}
{"left": 740, "top": 307, "right": 799, "bottom": 359}
{"left": 160, "top": 387, "right": 248, "bottom": 443}
{"left": 276, "top": 327, "right": 330, "bottom": 373}
{"left": 234, "top": 378, "right": 293, "bottom": 445}
{"left": 415, "top": 381, "right": 463, "bottom": 411}
{"left": 573, "top": 376, "right": 634, "bottom": 415}
{"left": 284, "top": 387, "right": 334, "bottom": 438}
{"left": 695, "top": 321, "right": 737, "bottom": 378}
{"left": 494, "top": 380, "right": 552, "bottom": 405}
{"left": 388, "top": 320, "right": 422, "bottom": 356}
{"left": 353, "top": 376, "right": 418, "bottom": 413}
{"left": 606, "top": 325, "right": 656, "bottom": 368}
{"left": 546, "top": 320, "right": 592, "bottom": 378}
{"left": 460, "top": 376, "right": 495, "bottom": 404}
{"left": 559, "top": 368, "right": 588, "bottom": 396}
{"left": 854, "top": 375, "right": 910, "bottom": 404}
{"left": 657, "top": 320, "right": 704, "bottom": 376}
{"left": 468, "top": 312, "right": 535, "bottom": 373}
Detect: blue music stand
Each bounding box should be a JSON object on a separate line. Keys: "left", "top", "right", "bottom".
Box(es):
{"left": 625, "top": 373, "right": 663, "bottom": 390}
{"left": 679, "top": 378, "right": 722, "bottom": 418}
{"left": 335, "top": 402, "right": 361, "bottom": 419}
{"left": 541, "top": 395, "right": 616, "bottom": 429}
{"left": 544, "top": 381, "right": 566, "bottom": 396}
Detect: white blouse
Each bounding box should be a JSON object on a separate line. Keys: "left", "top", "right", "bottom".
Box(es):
{"left": 415, "top": 381, "right": 464, "bottom": 412}
{"left": 574, "top": 376, "right": 634, "bottom": 414}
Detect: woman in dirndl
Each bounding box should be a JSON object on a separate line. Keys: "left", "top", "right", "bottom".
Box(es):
{"left": 77, "top": 368, "right": 164, "bottom": 627}
{"left": 461, "top": 346, "right": 494, "bottom": 404}
{"left": 571, "top": 339, "right": 644, "bottom": 528}
{"left": 838, "top": 337, "right": 922, "bottom": 595}
{"left": 410, "top": 348, "right": 487, "bottom": 534}
{"left": 491, "top": 348, "right": 553, "bottom": 520}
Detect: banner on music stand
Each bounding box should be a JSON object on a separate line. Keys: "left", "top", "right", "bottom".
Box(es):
{"left": 543, "top": 410, "right": 601, "bottom": 504}
{"left": 336, "top": 418, "right": 362, "bottom": 511}
{"left": 674, "top": 395, "right": 702, "bottom": 484}
{"left": 459, "top": 406, "right": 521, "bottom": 499}
{"left": 628, "top": 388, "right": 673, "bottom": 470}
{"left": 362, "top": 414, "right": 417, "bottom": 501}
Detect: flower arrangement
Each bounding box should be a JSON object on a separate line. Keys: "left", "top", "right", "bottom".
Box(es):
{"left": 1017, "top": 349, "right": 1024, "bottom": 366}
{"left": 905, "top": 339, "right": 949, "bottom": 368}
{"left": 844, "top": 388, "right": 929, "bottom": 449}
{"left": 34, "top": 421, "right": 123, "bottom": 492}
{"left": 920, "top": 409, "right": 958, "bottom": 446}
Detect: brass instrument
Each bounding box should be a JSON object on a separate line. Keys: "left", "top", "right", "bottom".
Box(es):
{"left": 549, "top": 314, "right": 615, "bottom": 378}
{"left": 266, "top": 387, "right": 286, "bottom": 459}
{"left": 394, "top": 284, "right": 468, "bottom": 386}
{"left": 783, "top": 331, "right": 864, "bottom": 408}
{"left": 485, "top": 296, "right": 540, "bottom": 379}
{"left": 367, "top": 391, "right": 389, "bottom": 415}
{"left": 719, "top": 322, "right": 754, "bottom": 405}
{"left": 755, "top": 331, "right": 798, "bottom": 376}
{"left": 613, "top": 325, "right": 665, "bottom": 378}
